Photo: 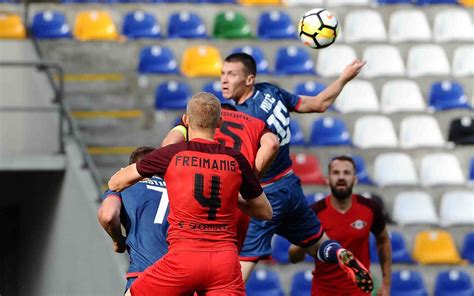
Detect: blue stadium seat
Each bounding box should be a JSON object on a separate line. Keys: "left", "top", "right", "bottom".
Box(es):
{"left": 154, "top": 81, "right": 191, "bottom": 110}
{"left": 469, "top": 157, "right": 474, "bottom": 184}
{"left": 246, "top": 269, "right": 284, "bottom": 296}
{"left": 377, "top": 0, "right": 415, "bottom": 3}
{"left": 199, "top": 0, "right": 236, "bottom": 2}
{"left": 309, "top": 117, "right": 351, "bottom": 146}
{"left": 202, "top": 81, "right": 225, "bottom": 103}
{"left": 369, "top": 233, "right": 379, "bottom": 263}
{"left": 429, "top": 81, "right": 471, "bottom": 111}
{"left": 291, "top": 270, "right": 313, "bottom": 296}
{"left": 275, "top": 46, "right": 315, "bottom": 75}
{"left": 272, "top": 235, "right": 291, "bottom": 264}
{"left": 231, "top": 46, "right": 269, "bottom": 74}
{"left": 289, "top": 119, "right": 305, "bottom": 146}
{"left": 31, "top": 11, "right": 71, "bottom": 39}
{"left": 435, "top": 270, "right": 473, "bottom": 296}
{"left": 168, "top": 12, "right": 207, "bottom": 39}
{"left": 257, "top": 11, "right": 296, "bottom": 39}
{"left": 352, "top": 155, "right": 374, "bottom": 185}
{"left": 391, "top": 270, "right": 428, "bottom": 296}
{"left": 462, "top": 232, "right": 474, "bottom": 263}
{"left": 138, "top": 46, "right": 178, "bottom": 74}
{"left": 123, "top": 11, "right": 160, "bottom": 39}
{"left": 294, "top": 81, "right": 326, "bottom": 96}
{"left": 390, "top": 231, "right": 414, "bottom": 264}
{"left": 416, "top": 0, "right": 458, "bottom": 4}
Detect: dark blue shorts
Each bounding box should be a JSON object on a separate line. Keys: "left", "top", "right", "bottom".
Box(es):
{"left": 239, "top": 173, "right": 323, "bottom": 260}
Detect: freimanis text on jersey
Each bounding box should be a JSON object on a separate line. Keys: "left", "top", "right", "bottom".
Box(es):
{"left": 175, "top": 155, "right": 238, "bottom": 172}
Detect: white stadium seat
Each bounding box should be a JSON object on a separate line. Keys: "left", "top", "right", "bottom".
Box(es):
{"left": 407, "top": 45, "right": 450, "bottom": 77}
{"left": 353, "top": 115, "right": 397, "bottom": 148}
{"left": 362, "top": 45, "right": 405, "bottom": 78}
{"left": 374, "top": 153, "right": 418, "bottom": 187}
{"left": 452, "top": 45, "right": 474, "bottom": 77}
{"left": 316, "top": 45, "right": 356, "bottom": 78}
{"left": 433, "top": 9, "right": 474, "bottom": 42}
{"left": 344, "top": 10, "right": 387, "bottom": 43}
{"left": 399, "top": 115, "right": 445, "bottom": 148}
{"left": 380, "top": 80, "right": 425, "bottom": 113}
{"left": 389, "top": 10, "right": 431, "bottom": 43}
{"left": 393, "top": 192, "right": 439, "bottom": 225}
{"left": 420, "top": 153, "right": 465, "bottom": 187}
{"left": 440, "top": 191, "right": 474, "bottom": 226}
{"left": 283, "top": 0, "right": 324, "bottom": 5}
{"left": 327, "top": 0, "right": 370, "bottom": 6}
{"left": 334, "top": 80, "right": 379, "bottom": 113}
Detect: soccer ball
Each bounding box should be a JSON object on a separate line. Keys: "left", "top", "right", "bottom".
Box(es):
{"left": 298, "top": 8, "right": 340, "bottom": 49}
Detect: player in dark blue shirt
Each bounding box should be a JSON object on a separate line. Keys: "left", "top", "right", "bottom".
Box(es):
{"left": 98, "top": 147, "right": 169, "bottom": 293}
{"left": 220, "top": 53, "right": 373, "bottom": 294}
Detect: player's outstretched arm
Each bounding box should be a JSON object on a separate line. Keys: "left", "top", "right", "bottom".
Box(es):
{"left": 288, "top": 244, "right": 306, "bottom": 263}
{"left": 108, "top": 164, "right": 144, "bottom": 192}
{"left": 255, "top": 132, "right": 279, "bottom": 179}
{"left": 98, "top": 194, "right": 126, "bottom": 253}
{"left": 375, "top": 227, "right": 392, "bottom": 296}
{"left": 238, "top": 193, "right": 272, "bottom": 221}
{"left": 296, "top": 59, "right": 366, "bottom": 113}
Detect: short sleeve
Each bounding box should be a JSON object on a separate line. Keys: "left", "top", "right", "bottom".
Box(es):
{"left": 275, "top": 85, "right": 302, "bottom": 112}
{"left": 136, "top": 144, "right": 179, "bottom": 178}
{"left": 370, "top": 201, "right": 386, "bottom": 236}
{"left": 102, "top": 189, "right": 122, "bottom": 201}
{"left": 235, "top": 153, "right": 263, "bottom": 199}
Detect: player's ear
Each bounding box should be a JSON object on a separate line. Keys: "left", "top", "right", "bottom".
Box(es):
{"left": 182, "top": 114, "right": 189, "bottom": 127}
{"left": 246, "top": 74, "right": 255, "bottom": 86}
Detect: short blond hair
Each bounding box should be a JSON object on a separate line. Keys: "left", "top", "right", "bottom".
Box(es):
{"left": 186, "top": 92, "right": 221, "bottom": 130}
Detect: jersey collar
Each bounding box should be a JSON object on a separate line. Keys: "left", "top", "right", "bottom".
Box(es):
{"left": 190, "top": 138, "right": 219, "bottom": 144}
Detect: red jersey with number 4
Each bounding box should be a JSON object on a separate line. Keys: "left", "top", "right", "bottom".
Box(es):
{"left": 310, "top": 195, "right": 385, "bottom": 294}
{"left": 215, "top": 109, "right": 269, "bottom": 169}
{"left": 136, "top": 138, "right": 263, "bottom": 252}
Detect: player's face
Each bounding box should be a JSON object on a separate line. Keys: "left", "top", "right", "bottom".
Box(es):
{"left": 221, "top": 61, "right": 252, "bottom": 100}
{"left": 328, "top": 160, "right": 357, "bottom": 200}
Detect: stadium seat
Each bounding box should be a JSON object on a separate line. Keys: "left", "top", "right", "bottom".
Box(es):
{"left": 460, "top": 0, "right": 474, "bottom": 6}
{"left": 429, "top": 81, "right": 470, "bottom": 111}
{"left": 435, "top": 270, "right": 474, "bottom": 296}
{"left": 154, "top": 81, "right": 191, "bottom": 110}
{"left": 200, "top": 0, "right": 236, "bottom": 2}
{"left": 316, "top": 45, "right": 357, "bottom": 78}
{"left": 391, "top": 270, "right": 428, "bottom": 296}
{"left": 168, "top": 12, "right": 207, "bottom": 39}
{"left": 392, "top": 191, "right": 439, "bottom": 225}
{"left": 31, "top": 11, "right": 71, "bottom": 39}
{"left": 305, "top": 192, "right": 327, "bottom": 205}
{"left": 417, "top": 0, "right": 458, "bottom": 3}
{"left": 344, "top": 10, "right": 387, "bottom": 43}
{"left": 380, "top": 80, "right": 425, "bottom": 113}
{"left": 202, "top": 81, "right": 225, "bottom": 103}
{"left": 246, "top": 269, "right": 284, "bottom": 296}
{"left": 462, "top": 232, "right": 474, "bottom": 263}
{"left": 240, "top": 0, "right": 281, "bottom": 4}
{"left": 231, "top": 46, "right": 269, "bottom": 74}
{"left": 352, "top": 155, "right": 374, "bottom": 185}
{"left": 291, "top": 153, "right": 326, "bottom": 185}
{"left": 333, "top": 80, "right": 379, "bottom": 113}
{"left": 448, "top": 116, "right": 474, "bottom": 144}
{"left": 353, "top": 116, "right": 398, "bottom": 148}
{"left": 309, "top": 117, "right": 351, "bottom": 146}
{"left": 407, "top": 45, "right": 450, "bottom": 77}
{"left": 440, "top": 191, "right": 474, "bottom": 226}
{"left": 328, "top": 0, "right": 371, "bottom": 6}
{"left": 399, "top": 115, "right": 445, "bottom": 148}
{"left": 470, "top": 157, "right": 474, "bottom": 184}
{"left": 213, "top": 11, "right": 251, "bottom": 39}
{"left": 290, "top": 270, "right": 313, "bottom": 296}
{"left": 271, "top": 235, "right": 291, "bottom": 263}
{"left": 452, "top": 45, "right": 474, "bottom": 77}
{"left": 274, "top": 46, "right": 315, "bottom": 75}
{"left": 389, "top": 10, "right": 431, "bottom": 43}
{"left": 373, "top": 153, "right": 418, "bottom": 186}
{"left": 378, "top": 0, "right": 414, "bottom": 3}
{"left": 419, "top": 153, "right": 465, "bottom": 186}
{"left": 289, "top": 119, "right": 305, "bottom": 146}
{"left": 181, "top": 46, "right": 222, "bottom": 77}
{"left": 122, "top": 11, "right": 160, "bottom": 39}
{"left": 294, "top": 81, "right": 326, "bottom": 97}
{"left": 433, "top": 9, "right": 474, "bottom": 42}
{"left": 390, "top": 231, "right": 415, "bottom": 264}
{"left": 413, "top": 230, "right": 463, "bottom": 264}
{"left": 284, "top": 0, "right": 324, "bottom": 5}
{"left": 138, "top": 46, "right": 178, "bottom": 74}
{"left": 369, "top": 234, "right": 379, "bottom": 263}
{"left": 362, "top": 45, "right": 405, "bottom": 78}
{"left": 0, "top": 13, "right": 26, "bottom": 39}
{"left": 257, "top": 11, "right": 295, "bottom": 39}
{"left": 73, "top": 11, "right": 118, "bottom": 41}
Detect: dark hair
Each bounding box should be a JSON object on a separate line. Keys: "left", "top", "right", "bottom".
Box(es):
{"left": 224, "top": 52, "right": 257, "bottom": 76}
{"left": 129, "top": 146, "right": 155, "bottom": 165}
{"left": 328, "top": 155, "right": 356, "bottom": 172}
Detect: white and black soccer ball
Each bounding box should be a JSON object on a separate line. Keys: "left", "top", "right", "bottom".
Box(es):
{"left": 298, "top": 8, "right": 340, "bottom": 49}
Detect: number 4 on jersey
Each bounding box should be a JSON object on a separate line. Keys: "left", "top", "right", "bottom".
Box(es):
{"left": 194, "top": 174, "right": 222, "bottom": 220}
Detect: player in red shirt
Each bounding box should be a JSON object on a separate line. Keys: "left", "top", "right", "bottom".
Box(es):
{"left": 109, "top": 92, "right": 272, "bottom": 295}
{"left": 289, "top": 155, "right": 392, "bottom": 295}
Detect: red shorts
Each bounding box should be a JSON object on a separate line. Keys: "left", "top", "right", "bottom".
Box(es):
{"left": 312, "top": 285, "right": 368, "bottom": 296}
{"left": 130, "top": 249, "right": 245, "bottom": 296}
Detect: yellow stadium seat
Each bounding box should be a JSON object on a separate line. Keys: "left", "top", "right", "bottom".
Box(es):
{"left": 413, "top": 230, "right": 464, "bottom": 264}
{"left": 239, "top": 0, "right": 281, "bottom": 4}
{"left": 0, "top": 13, "right": 26, "bottom": 39}
{"left": 73, "top": 11, "right": 118, "bottom": 41}
{"left": 181, "top": 46, "right": 222, "bottom": 78}
{"left": 459, "top": 0, "right": 474, "bottom": 6}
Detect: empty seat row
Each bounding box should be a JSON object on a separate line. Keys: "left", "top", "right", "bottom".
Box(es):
{"left": 291, "top": 152, "right": 474, "bottom": 187}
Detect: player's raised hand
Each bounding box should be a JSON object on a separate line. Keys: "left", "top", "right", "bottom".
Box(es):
{"left": 340, "top": 59, "right": 366, "bottom": 83}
